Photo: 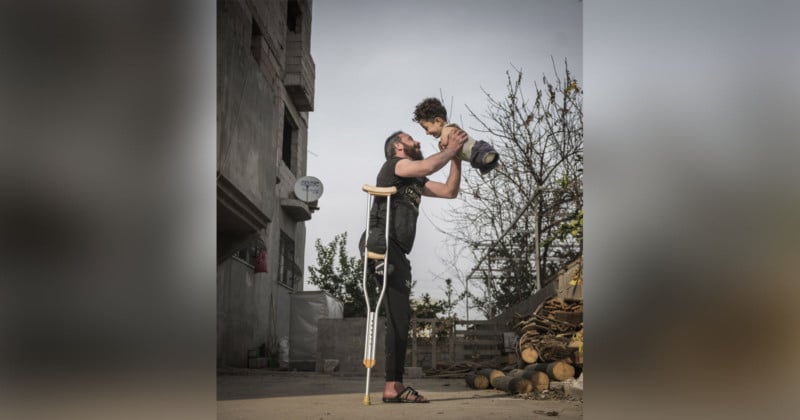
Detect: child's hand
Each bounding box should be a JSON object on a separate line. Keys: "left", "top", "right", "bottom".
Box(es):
{"left": 438, "top": 138, "right": 448, "bottom": 152}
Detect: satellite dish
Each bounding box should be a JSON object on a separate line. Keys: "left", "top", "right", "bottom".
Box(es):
{"left": 293, "top": 176, "right": 324, "bottom": 203}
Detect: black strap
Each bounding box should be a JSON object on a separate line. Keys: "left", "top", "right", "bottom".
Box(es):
{"left": 399, "top": 386, "right": 419, "bottom": 400}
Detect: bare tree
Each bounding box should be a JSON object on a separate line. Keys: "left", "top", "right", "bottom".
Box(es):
{"left": 443, "top": 59, "right": 583, "bottom": 317}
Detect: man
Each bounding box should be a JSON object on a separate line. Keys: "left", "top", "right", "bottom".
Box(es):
{"left": 360, "top": 128, "right": 467, "bottom": 403}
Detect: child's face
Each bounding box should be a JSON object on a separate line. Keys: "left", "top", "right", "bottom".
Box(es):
{"left": 419, "top": 117, "right": 446, "bottom": 138}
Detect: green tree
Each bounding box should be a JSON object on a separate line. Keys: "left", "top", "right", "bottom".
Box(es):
{"left": 441, "top": 278, "right": 460, "bottom": 319}
{"left": 411, "top": 293, "right": 446, "bottom": 319}
{"left": 307, "top": 232, "right": 375, "bottom": 317}
{"left": 410, "top": 292, "right": 449, "bottom": 339}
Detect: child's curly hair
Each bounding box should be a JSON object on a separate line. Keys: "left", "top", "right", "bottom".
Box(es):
{"left": 412, "top": 97, "right": 448, "bottom": 122}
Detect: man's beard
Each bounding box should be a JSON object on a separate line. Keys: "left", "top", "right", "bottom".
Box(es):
{"left": 404, "top": 144, "right": 424, "bottom": 160}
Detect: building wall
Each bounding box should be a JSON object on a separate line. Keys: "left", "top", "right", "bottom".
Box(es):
{"left": 217, "top": 0, "right": 315, "bottom": 368}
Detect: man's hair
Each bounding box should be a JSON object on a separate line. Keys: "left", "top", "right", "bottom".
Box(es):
{"left": 384, "top": 130, "right": 404, "bottom": 160}
{"left": 412, "top": 97, "right": 448, "bottom": 123}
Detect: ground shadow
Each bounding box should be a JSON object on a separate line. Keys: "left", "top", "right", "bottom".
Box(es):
{"left": 217, "top": 370, "right": 502, "bottom": 402}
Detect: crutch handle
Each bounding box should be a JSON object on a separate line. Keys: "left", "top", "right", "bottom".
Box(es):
{"left": 366, "top": 251, "right": 386, "bottom": 260}
{"left": 362, "top": 184, "right": 397, "bottom": 196}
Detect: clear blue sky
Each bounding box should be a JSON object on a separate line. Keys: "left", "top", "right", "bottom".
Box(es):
{"left": 303, "top": 0, "right": 582, "bottom": 318}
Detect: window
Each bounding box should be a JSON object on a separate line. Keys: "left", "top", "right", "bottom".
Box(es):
{"left": 282, "top": 107, "right": 297, "bottom": 171}
{"left": 287, "top": 0, "right": 301, "bottom": 33}
{"left": 279, "top": 232, "right": 296, "bottom": 288}
{"left": 233, "top": 236, "right": 265, "bottom": 267}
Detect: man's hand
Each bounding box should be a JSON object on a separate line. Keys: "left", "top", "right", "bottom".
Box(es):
{"left": 395, "top": 128, "right": 468, "bottom": 178}
{"left": 444, "top": 128, "right": 467, "bottom": 154}
{"left": 422, "top": 130, "right": 465, "bottom": 198}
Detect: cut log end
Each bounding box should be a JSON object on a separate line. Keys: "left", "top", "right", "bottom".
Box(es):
{"left": 464, "top": 373, "right": 490, "bottom": 390}
{"left": 520, "top": 346, "right": 539, "bottom": 364}
{"left": 477, "top": 368, "right": 505, "bottom": 387}
{"left": 522, "top": 370, "right": 549, "bottom": 391}
{"left": 524, "top": 361, "right": 576, "bottom": 381}
{"left": 547, "top": 361, "right": 575, "bottom": 381}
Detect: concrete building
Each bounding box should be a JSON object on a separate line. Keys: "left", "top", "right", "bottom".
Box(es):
{"left": 217, "top": 0, "right": 317, "bottom": 368}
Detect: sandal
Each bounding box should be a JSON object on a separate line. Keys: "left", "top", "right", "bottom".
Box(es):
{"left": 382, "top": 386, "right": 430, "bottom": 403}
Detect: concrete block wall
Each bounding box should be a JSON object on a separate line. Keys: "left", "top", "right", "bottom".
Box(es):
{"left": 316, "top": 318, "right": 386, "bottom": 375}
{"left": 217, "top": 0, "right": 279, "bottom": 216}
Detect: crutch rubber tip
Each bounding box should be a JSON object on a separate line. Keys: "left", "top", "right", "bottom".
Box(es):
{"left": 362, "top": 395, "right": 371, "bottom": 405}
{"left": 362, "top": 359, "right": 375, "bottom": 368}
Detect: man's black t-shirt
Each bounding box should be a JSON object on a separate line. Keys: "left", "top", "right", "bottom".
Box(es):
{"left": 367, "top": 157, "right": 429, "bottom": 255}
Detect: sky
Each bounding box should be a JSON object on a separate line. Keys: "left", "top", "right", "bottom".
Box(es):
{"left": 302, "top": 0, "right": 582, "bottom": 318}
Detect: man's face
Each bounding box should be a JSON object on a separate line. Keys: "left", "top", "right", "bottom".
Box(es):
{"left": 419, "top": 117, "right": 446, "bottom": 138}
{"left": 398, "top": 133, "right": 423, "bottom": 160}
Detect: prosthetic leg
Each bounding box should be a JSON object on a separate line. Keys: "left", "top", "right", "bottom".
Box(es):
{"left": 360, "top": 184, "right": 397, "bottom": 406}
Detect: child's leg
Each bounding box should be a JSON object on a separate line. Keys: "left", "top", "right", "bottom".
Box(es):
{"left": 457, "top": 139, "right": 475, "bottom": 162}
{"left": 471, "top": 140, "right": 500, "bottom": 174}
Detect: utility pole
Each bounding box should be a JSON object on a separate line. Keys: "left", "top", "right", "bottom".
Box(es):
{"left": 465, "top": 277, "right": 469, "bottom": 322}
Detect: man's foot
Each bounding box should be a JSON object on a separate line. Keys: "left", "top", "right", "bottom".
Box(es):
{"left": 483, "top": 152, "right": 498, "bottom": 165}
{"left": 382, "top": 382, "right": 429, "bottom": 403}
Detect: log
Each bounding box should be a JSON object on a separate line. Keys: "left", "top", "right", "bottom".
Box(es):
{"left": 551, "top": 310, "right": 583, "bottom": 325}
{"left": 573, "top": 353, "right": 583, "bottom": 365}
{"left": 531, "top": 336, "right": 576, "bottom": 362}
{"left": 523, "top": 370, "right": 550, "bottom": 391}
{"left": 569, "top": 329, "right": 584, "bottom": 365}
{"left": 524, "top": 361, "right": 575, "bottom": 381}
{"left": 520, "top": 345, "right": 539, "bottom": 364}
{"left": 490, "top": 375, "right": 511, "bottom": 391}
{"left": 464, "top": 373, "right": 489, "bottom": 390}
{"left": 490, "top": 373, "right": 507, "bottom": 389}
{"left": 547, "top": 361, "right": 575, "bottom": 381}
{"left": 530, "top": 314, "right": 574, "bottom": 333}
{"left": 519, "top": 330, "right": 539, "bottom": 345}
{"left": 491, "top": 376, "right": 534, "bottom": 395}
{"left": 476, "top": 368, "right": 505, "bottom": 387}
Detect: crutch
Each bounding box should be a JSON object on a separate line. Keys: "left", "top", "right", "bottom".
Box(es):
{"left": 360, "top": 184, "right": 397, "bottom": 406}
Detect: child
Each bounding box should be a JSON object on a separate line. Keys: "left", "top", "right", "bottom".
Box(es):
{"left": 412, "top": 97, "right": 499, "bottom": 175}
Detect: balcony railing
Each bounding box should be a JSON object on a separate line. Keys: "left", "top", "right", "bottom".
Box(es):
{"left": 283, "top": 35, "right": 315, "bottom": 112}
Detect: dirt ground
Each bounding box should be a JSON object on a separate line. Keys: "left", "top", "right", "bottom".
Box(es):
{"left": 217, "top": 369, "right": 583, "bottom": 420}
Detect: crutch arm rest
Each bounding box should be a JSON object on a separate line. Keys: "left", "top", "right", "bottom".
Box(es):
{"left": 362, "top": 184, "right": 397, "bottom": 196}
{"left": 367, "top": 251, "right": 386, "bottom": 260}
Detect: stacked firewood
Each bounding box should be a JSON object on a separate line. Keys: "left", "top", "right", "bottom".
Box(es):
{"left": 515, "top": 297, "right": 583, "bottom": 367}
{"left": 463, "top": 297, "right": 583, "bottom": 395}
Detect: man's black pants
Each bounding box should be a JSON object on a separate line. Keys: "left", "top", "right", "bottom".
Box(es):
{"left": 381, "top": 239, "right": 411, "bottom": 382}
{"left": 360, "top": 231, "right": 411, "bottom": 383}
